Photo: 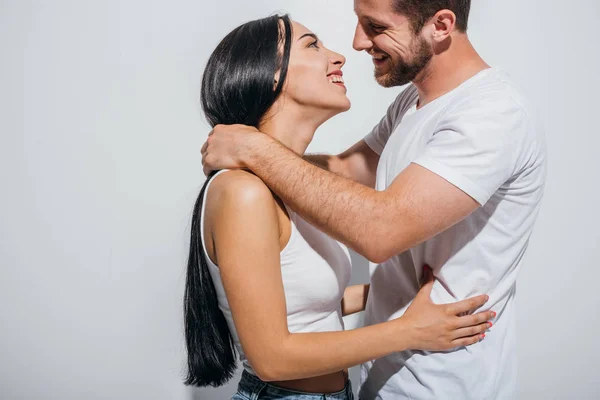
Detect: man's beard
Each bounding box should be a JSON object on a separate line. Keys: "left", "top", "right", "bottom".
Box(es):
{"left": 375, "top": 36, "right": 433, "bottom": 88}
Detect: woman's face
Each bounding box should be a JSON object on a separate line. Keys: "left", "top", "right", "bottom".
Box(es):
{"left": 279, "top": 21, "right": 351, "bottom": 115}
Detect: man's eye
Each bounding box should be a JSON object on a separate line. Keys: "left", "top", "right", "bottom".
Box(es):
{"left": 370, "top": 24, "right": 385, "bottom": 33}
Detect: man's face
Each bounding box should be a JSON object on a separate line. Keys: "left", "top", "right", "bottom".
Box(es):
{"left": 353, "top": 0, "right": 433, "bottom": 87}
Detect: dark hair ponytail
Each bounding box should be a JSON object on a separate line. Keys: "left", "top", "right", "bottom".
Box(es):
{"left": 184, "top": 14, "right": 293, "bottom": 387}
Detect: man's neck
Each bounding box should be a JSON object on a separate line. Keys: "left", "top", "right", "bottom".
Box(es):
{"left": 414, "top": 35, "right": 490, "bottom": 108}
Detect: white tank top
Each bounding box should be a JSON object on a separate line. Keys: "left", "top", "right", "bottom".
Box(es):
{"left": 200, "top": 170, "right": 352, "bottom": 375}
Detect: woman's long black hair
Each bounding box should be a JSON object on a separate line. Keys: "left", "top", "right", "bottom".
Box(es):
{"left": 184, "top": 14, "right": 293, "bottom": 387}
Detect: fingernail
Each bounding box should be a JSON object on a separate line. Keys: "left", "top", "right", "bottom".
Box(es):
{"left": 481, "top": 333, "right": 486, "bottom": 339}
{"left": 488, "top": 322, "right": 493, "bottom": 328}
{"left": 485, "top": 295, "right": 490, "bottom": 302}
{"left": 492, "top": 312, "right": 497, "bottom": 318}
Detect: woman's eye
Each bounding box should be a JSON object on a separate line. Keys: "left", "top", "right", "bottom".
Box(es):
{"left": 309, "top": 40, "right": 319, "bottom": 49}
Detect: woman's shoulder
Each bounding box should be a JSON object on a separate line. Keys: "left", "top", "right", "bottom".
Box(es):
{"left": 206, "top": 170, "right": 277, "bottom": 215}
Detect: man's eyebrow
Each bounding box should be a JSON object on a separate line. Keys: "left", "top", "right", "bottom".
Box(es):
{"left": 298, "top": 33, "right": 319, "bottom": 42}
{"left": 366, "top": 18, "right": 386, "bottom": 26}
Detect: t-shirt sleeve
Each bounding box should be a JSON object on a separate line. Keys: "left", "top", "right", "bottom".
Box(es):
{"left": 364, "top": 85, "right": 419, "bottom": 155}
{"left": 413, "top": 95, "right": 529, "bottom": 205}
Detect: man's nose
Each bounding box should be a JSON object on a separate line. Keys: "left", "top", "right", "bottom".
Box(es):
{"left": 353, "top": 23, "right": 372, "bottom": 52}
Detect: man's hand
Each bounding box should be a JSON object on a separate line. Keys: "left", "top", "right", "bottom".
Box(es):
{"left": 200, "top": 124, "right": 266, "bottom": 176}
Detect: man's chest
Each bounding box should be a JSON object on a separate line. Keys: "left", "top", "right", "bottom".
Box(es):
{"left": 376, "top": 112, "right": 439, "bottom": 189}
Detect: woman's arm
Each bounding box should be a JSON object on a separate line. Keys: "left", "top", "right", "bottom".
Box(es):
{"left": 341, "top": 284, "right": 370, "bottom": 316}
{"left": 208, "top": 171, "right": 492, "bottom": 382}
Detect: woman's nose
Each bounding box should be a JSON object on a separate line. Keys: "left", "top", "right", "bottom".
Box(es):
{"left": 330, "top": 51, "right": 346, "bottom": 68}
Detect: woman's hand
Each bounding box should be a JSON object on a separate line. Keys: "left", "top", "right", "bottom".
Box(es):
{"left": 400, "top": 266, "right": 495, "bottom": 351}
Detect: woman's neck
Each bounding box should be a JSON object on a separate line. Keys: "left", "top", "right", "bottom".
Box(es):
{"left": 258, "top": 107, "right": 323, "bottom": 155}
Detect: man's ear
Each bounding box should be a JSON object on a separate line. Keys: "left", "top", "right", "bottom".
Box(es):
{"left": 430, "top": 9, "right": 456, "bottom": 43}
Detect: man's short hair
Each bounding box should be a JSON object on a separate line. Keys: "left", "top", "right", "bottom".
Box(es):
{"left": 392, "top": 0, "right": 471, "bottom": 33}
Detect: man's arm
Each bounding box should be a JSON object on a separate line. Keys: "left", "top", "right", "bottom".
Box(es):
{"left": 202, "top": 127, "right": 479, "bottom": 263}
{"left": 304, "top": 139, "right": 380, "bottom": 188}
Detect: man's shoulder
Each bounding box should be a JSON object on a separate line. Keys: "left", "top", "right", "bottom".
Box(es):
{"left": 441, "top": 69, "right": 546, "bottom": 160}
{"left": 450, "top": 69, "right": 535, "bottom": 116}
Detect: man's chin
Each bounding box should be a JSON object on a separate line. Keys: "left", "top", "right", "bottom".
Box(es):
{"left": 374, "top": 70, "right": 412, "bottom": 88}
{"left": 374, "top": 71, "right": 397, "bottom": 88}
{"left": 374, "top": 69, "right": 387, "bottom": 84}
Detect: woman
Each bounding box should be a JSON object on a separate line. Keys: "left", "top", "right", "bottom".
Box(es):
{"left": 185, "top": 15, "right": 494, "bottom": 400}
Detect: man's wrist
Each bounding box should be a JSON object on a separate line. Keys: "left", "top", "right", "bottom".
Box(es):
{"left": 242, "top": 131, "right": 275, "bottom": 170}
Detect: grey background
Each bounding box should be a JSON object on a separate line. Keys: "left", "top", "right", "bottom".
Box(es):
{"left": 1, "top": 0, "right": 599, "bottom": 399}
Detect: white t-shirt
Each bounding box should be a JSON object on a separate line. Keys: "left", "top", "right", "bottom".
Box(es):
{"left": 359, "top": 68, "right": 546, "bottom": 400}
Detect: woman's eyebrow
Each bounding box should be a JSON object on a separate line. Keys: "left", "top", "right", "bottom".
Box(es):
{"left": 298, "top": 33, "right": 319, "bottom": 42}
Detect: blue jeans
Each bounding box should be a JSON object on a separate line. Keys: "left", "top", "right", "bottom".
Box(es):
{"left": 232, "top": 370, "right": 354, "bottom": 400}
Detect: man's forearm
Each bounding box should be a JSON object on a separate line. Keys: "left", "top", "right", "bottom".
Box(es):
{"left": 203, "top": 126, "right": 477, "bottom": 262}
{"left": 243, "top": 135, "right": 403, "bottom": 262}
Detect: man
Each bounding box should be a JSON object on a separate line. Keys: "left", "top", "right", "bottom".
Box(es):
{"left": 200, "top": 0, "right": 546, "bottom": 398}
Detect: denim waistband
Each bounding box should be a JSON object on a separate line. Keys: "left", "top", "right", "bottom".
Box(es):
{"left": 236, "top": 369, "right": 353, "bottom": 399}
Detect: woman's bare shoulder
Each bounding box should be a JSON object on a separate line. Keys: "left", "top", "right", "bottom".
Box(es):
{"left": 204, "top": 170, "right": 282, "bottom": 231}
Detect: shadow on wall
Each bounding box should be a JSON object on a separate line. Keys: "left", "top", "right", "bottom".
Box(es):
{"left": 190, "top": 250, "right": 370, "bottom": 400}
